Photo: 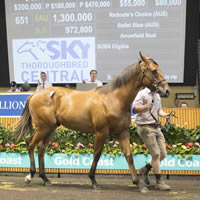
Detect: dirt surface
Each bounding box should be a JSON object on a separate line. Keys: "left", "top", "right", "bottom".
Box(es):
{"left": 0, "top": 174, "right": 199, "bottom": 200}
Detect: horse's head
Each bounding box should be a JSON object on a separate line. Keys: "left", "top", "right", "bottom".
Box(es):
{"left": 139, "top": 52, "right": 170, "bottom": 97}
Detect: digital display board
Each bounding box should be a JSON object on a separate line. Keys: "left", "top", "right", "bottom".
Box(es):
{"left": 5, "top": 0, "right": 186, "bottom": 84}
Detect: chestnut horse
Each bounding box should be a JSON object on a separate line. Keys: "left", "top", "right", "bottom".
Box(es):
{"left": 15, "top": 52, "right": 170, "bottom": 192}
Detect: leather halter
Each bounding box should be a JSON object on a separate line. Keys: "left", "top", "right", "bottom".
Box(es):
{"left": 141, "top": 62, "right": 166, "bottom": 92}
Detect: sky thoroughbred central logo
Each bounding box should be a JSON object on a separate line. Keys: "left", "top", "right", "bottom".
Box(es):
{"left": 12, "top": 37, "right": 95, "bottom": 83}
{"left": 16, "top": 39, "right": 91, "bottom": 60}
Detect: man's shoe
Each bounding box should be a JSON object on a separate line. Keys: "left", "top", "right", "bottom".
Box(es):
{"left": 139, "top": 167, "right": 151, "bottom": 185}
{"left": 156, "top": 180, "right": 171, "bottom": 191}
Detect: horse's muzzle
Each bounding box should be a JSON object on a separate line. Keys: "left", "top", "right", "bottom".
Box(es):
{"left": 165, "top": 89, "right": 170, "bottom": 97}
{"left": 158, "top": 87, "right": 170, "bottom": 97}
{"left": 161, "top": 88, "right": 170, "bottom": 97}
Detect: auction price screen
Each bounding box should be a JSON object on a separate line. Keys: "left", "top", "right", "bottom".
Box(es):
{"left": 5, "top": 0, "right": 186, "bottom": 84}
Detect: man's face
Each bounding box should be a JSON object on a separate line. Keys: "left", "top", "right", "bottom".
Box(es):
{"left": 41, "top": 73, "right": 47, "bottom": 82}
{"left": 11, "top": 86, "right": 16, "bottom": 92}
{"left": 174, "top": 99, "right": 180, "bottom": 107}
{"left": 180, "top": 103, "right": 188, "bottom": 108}
{"left": 90, "top": 71, "right": 97, "bottom": 81}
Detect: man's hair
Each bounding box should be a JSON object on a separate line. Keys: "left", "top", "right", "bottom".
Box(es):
{"left": 40, "top": 72, "right": 46, "bottom": 75}
{"left": 90, "top": 70, "right": 97, "bottom": 75}
{"left": 180, "top": 102, "right": 188, "bottom": 106}
{"left": 10, "top": 81, "right": 17, "bottom": 87}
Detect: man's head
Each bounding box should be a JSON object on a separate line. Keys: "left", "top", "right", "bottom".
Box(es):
{"left": 10, "top": 81, "right": 17, "bottom": 92}
{"left": 40, "top": 72, "right": 47, "bottom": 83}
{"left": 21, "top": 82, "right": 31, "bottom": 91}
{"left": 90, "top": 70, "right": 98, "bottom": 82}
{"left": 180, "top": 102, "right": 188, "bottom": 108}
{"left": 174, "top": 98, "right": 180, "bottom": 107}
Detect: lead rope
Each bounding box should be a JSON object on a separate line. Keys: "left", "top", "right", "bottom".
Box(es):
{"left": 150, "top": 93, "right": 161, "bottom": 126}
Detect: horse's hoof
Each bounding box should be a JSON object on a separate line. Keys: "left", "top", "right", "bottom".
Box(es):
{"left": 140, "top": 186, "right": 150, "bottom": 193}
{"left": 135, "top": 180, "right": 150, "bottom": 193}
{"left": 93, "top": 184, "right": 101, "bottom": 190}
{"left": 44, "top": 180, "right": 52, "bottom": 187}
{"left": 24, "top": 176, "right": 31, "bottom": 184}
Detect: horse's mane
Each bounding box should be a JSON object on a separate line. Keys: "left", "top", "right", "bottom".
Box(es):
{"left": 98, "top": 62, "right": 140, "bottom": 93}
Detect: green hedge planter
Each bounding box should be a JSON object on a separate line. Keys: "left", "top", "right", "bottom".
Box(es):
{"left": 0, "top": 124, "right": 200, "bottom": 159}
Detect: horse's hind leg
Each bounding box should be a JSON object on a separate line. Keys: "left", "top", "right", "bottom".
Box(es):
{"left": 89, "top": 131, "right": 108, "bottom": 189}
{"left": 24, "top": 133, "right": 38, "bottom": 184}
{"left": 25, "top": 127, "right": 54, "bottom": 185}
{"left": 37, "top": 130, "right": 54, "bottom": 186}
{"left": 119, "top": 130, "right": 149, "bottom": 193}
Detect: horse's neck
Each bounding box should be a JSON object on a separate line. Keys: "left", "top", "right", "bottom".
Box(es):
{"left": 116, "top": 68, "right": 143, "bottom": 106}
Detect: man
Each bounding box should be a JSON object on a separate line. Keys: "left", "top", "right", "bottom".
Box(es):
{"left": 173, "top": 97, "right": 180, "bottom": 108}
{"left": 36, "top": 72, "right": 52, "bottom": 92}
{"left": 8, "top": 81, "right": 20, "bottom": 92}
{"left": 132, "top": 87, "right": 171, "bottom": 191}
{"left": 20, "top": 82, "right": 31, "bottom": 92}
{"left": 87, "top": 70, "right": 103, "bottom": 86}
{"left": 180, "top": 102, "right": 188, "bottom": 108}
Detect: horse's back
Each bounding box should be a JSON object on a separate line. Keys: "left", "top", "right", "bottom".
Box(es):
{"left": 29, "top": 87, "right": 102, "bottom": 132}
{"left": 28, "top": 86, "right": 130, "bottom": 134}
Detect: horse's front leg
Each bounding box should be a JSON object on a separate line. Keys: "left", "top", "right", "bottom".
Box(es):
{"left": 89, "top": 130, "right": 108, "bottom": 189}
{"left": 119, "top": 130, "right": 149, "bottom": 193}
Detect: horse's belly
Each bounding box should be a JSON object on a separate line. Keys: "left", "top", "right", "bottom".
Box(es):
{"left": 108, "top": 117, "right": 131, "bottom": 136}
{"left": 60, "top": 120, "right": 94, "bottom": 134}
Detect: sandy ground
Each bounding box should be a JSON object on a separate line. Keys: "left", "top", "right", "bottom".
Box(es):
{"left": 0, "top": 174, "right": 199, "bottom": 200}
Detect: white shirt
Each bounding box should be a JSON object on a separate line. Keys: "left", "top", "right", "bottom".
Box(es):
{"left": 8, "top": 89, "right": 20, "bottom": 92}
{"left": 132, "top": 87, "right": 161, "bottom": 125}
{"left": 36, "top": 81, "right": 52, "bottom": 92}
{"left": 87, "top": 79, "right": 103, "bottom": 87}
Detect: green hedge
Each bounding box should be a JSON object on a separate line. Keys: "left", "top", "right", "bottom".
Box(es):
{"left": 0, "top": 123, "right": 200, "bottom": 158}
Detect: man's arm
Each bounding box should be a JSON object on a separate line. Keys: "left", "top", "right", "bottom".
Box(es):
{"left": 49, "top": 82, "right": 53, "bottom": 87}
{"left": 133, "top": 103, "right": 153, "bottom": 114}
{"left": 36, "top": 85, "right": 41, "bottom": 92}
{"left": 158, "top": 109, "right": 170, "bottom": 118}
{"left": 36, "top": 80, "right": 41, "bottom": 92}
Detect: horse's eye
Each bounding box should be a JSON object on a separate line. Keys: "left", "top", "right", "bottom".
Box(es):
{"left": 152, "top": 69, "right": 158, "bottom": 76}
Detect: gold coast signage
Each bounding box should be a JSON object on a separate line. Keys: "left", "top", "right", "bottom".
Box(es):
{"left": 0, "top": 153, "right": 200, "bottom": 171}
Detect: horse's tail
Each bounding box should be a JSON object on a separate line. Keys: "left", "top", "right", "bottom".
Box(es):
{"left": 15, "top": 95, "right": 33, "bottom": 143}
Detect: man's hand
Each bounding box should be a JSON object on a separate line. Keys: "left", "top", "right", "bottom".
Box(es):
{"left": 159, "top": 109, "right": 170, "bottom": 118}
{"left": 37, "top": 80, "right": 41, "bottom": 86}
{"left": 145, "top": 102, "right": 153, "bottom": 109}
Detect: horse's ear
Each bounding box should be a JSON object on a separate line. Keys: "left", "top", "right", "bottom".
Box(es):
{"left": 139, "top": 52, "right": 149, "bottom": 64}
